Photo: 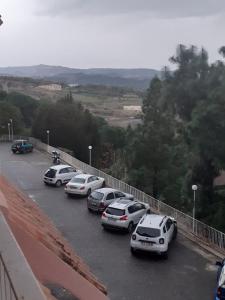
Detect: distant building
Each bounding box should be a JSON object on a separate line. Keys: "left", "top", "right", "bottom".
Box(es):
{"left": 123, "top": 105, "right": 142, "bottom": 112}
{"left": 68, "top": 83, "right": 79, "bottom": 87}
{"left": 37, "top": 84, "right": 62, "bottom": 91}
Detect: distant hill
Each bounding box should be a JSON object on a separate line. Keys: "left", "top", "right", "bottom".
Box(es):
{"left": 0, "top": 65, "right": 160, "bottom": 90}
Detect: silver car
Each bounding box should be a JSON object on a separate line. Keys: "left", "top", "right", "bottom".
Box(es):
{"left": 101, "top": 199, "right": 150, "bottom": 232}
{"left": 87, "top": 187, "right": 134, "bottom": 212}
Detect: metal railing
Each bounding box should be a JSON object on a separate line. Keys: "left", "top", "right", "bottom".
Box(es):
{"left": 0, "top": 253, "right": 18, "bottom": 300}
{"left": 28, "top": 137, "right": 225, "bottom": 254}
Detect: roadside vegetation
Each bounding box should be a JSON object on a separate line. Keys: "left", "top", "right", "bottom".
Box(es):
{"left": 1, "top": 44, "right": 225, "bottom": 231}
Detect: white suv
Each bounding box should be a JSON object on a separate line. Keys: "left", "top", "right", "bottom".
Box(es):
{"left": 130, "top": 214, "right": 177, "bottom": 258}
{"left": 43, "top": 165, "right": 82, "bottom": 187}
{"left": 101, "top": 199, "right": 150, "bottom": 232}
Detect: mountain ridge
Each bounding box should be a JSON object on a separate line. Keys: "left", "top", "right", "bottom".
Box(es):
{"left": 0, "top": 64, "right": 160, "bottom": 90}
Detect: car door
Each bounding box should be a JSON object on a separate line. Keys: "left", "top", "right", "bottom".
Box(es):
{"left": 92, "top": 176, "right": 101, "bottom": 189}
{"left": 105, "top": 192, "right": 116, "bottom": 206}
{"left": 67, "top": 167, "right": 77, "bottom": 180}
{"left": 128, "top": 204, "right": 138, "bottom": 224}
{"left": 58, "top": 167, "right": 69, "bottom": 183}
{"left": 87, "top": 176, "right": 94, "bottom": 190}
{"left": 133, "top": 203, "right": 146, "bottom": 223}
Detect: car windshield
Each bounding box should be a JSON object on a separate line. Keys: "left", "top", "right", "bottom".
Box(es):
{"left": 106, "top": 207, "right": 125, "bottom": 216}
{"left": 136, "top": 226, "right": 161, "bottom": 238}
{"left": 71, "top": 177, "right": 86, "bottom": 184}
{"left": 45, "top": 168, "right": 57, "bottom": 178}
{"left": 90, "top": 191, "right": 104, "bottom": 201}
{"left": 13, "top": 142, "right": 22, "bottom": 146}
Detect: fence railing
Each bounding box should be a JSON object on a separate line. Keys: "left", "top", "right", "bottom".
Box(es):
{"left": 0, "top": 253, "right": 18, "bottom": 300}
{"left": 28, "top": 137, "right": 225, "bottom": 255}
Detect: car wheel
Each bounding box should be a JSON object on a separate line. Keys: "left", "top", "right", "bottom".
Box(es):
{"left": 102, "top": 180, "right": 106, "bottom": 188}
{"left": 130, "top": 247, "right": 136, "bottom": 255}
{"left": 128, "top": 222, "right": 134, "bottom": 233}
{"left": 102, "top": 224, "right": 107, "bottom": 231}
{"left": 55, "top": 180, "right": 62, "bottom": 187}
{"left": 161, "top": 250, "right": 168, "bottom": 260}
{"left": 87, "top": 188, "right": 91, "bottom": 196}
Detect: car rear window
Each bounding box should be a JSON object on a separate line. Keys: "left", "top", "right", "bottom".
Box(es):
{"left": 71, "top": 177, "right": 85, "bottom": 184}
{"left": 105, "top": 207, "right": 125, "bottom": 216}
{"left": 45, "top": 168, "right": 57, "bottom": 178}
{"left": 136, "top": 226, "right": 161, "bottom": 238}
{"left": 90, "top": 191, "right": 104, "bottom": 201}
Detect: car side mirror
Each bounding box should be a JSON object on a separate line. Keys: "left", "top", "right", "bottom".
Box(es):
{"left": 216, "top": 261, "right": 223, "bottom": 267}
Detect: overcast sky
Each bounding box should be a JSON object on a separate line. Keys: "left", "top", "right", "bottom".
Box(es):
{"left": 0, "top": 0, "right": 225, "bottom": 69}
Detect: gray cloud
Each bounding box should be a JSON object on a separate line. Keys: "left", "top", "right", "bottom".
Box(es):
{"left": 36, "top": 0, "right": 225, "bottom": 18}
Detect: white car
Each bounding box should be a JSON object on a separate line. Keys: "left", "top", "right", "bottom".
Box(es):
{"left": 130, "top": 214, "right": 177, "bottom": 258}
{"left": 87, "top": 187, "right": 134, "bottom": 212}
{"left": 65, "top": 174, "right": 105, "bottom": 196}
{"left": 43, "top": 165, "right": 82, "bottom": 187}
{"left": 101, "top": 199, "right": 150, "bottom": 232}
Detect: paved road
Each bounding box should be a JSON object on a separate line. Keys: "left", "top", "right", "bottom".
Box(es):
{"left": 0, "top": 143, "right": 217, "bottom": 300}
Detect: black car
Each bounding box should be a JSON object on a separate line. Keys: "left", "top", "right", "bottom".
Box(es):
{"left": 215, "top": 259, "right": 225, "bottom": 300}
{"left": 11, "top": 140, "right": 33, "bottom": 154}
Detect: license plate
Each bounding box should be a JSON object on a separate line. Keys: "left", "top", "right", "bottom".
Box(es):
{"left": 141, "top": 242, "right": 153, "bottom": 246}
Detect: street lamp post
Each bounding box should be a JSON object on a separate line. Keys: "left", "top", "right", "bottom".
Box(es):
{"left": 46, "top": 130, "right": 50, "bottom": 145}
{"left": 7, "top": 123, "right": 11, "bottom": 141}
{"left": 9, "top": 119, "right": 13, "bottom": 141}
{"left": 88, "top": 145, "right": 92, "bottom": 166}
{"left": 192, "top": 184, "right": 198, "bottom": 233}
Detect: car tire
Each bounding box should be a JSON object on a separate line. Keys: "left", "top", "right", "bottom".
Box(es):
{"left": 130, "top": 247, "right": 136, "bottom": 255}
{"left": 127, "top": 222, "right": 134, "bottom": 233}
{"left": 102, "top": 181, "right": 106, "bottom": 188}
{"left": 161, "top": 250, "right": 168, "bottom": 260}
{"left": 55, "top": 180, "right": 62, "bottom": 187}
{"left": 102, "top": 224, "right": 107, "bottom": 231}
{"left": 87, "top": 188, "right": 91, "bottom": 196}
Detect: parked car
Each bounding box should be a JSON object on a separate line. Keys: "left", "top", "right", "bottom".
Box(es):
{"left": 214, "top": 259, "right": 225, "bottom": 300}
{"left": 11, "top": 140, "right": 33, "bottom": 154}
{"left": 87, "top": 187, "right": 134, "bottom": 212}
{"left": 130, "top": 214, "right": 177, "bottom": 258}
{"left": 65, "top": 174, "right": 105, "bottom": 196}
{"left": 43, "top": 165, "right": 82, "bottom": 187}
{"left": 101, "top": 198, "right": 149, "bottom": 232}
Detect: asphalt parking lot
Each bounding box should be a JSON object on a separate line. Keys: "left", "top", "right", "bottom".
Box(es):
{"left": 0, "top": 143, "right": 217, "bottom": 300}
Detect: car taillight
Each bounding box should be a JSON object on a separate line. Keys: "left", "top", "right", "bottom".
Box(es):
{"left": 120, "top": 215, "right": 128, "bottom": 221}
{"left": 102, "top": 212, "right": 106, "bottom": 218}
{"left": 80, "top": 186, "right": 85, "bottom": 190}
{"left": 132, "top": 234, "right": 136, "bottom": 240}
{"left": 159, "top": 238, "right": 164, "bottom": 244}
{"left": 217, "top": 287, "right": 222, "bottom": 298}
